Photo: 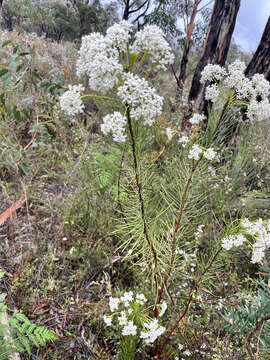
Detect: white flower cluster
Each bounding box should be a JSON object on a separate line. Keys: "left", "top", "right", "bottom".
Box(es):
{"left": 159, "top": 301, "right": 167, "bottom": 317}
{"left": 189, "top": 113, "right": 205, "bottom": 125}
{"left": 200, "top": 64, "right": 227, "bottom": 82}
{"left": 104, "top": 291, "right": 166, "bottom": 342}
{"left": 166, "top": 127, "right": 173, "bottom": 141}
{"left": 117, "top": 73, "right": 163, "bottom": 125}
{"left": 59, "top": 84, "right": 85, "bottom": 116}
{"left": 75, "top": 21, "right": 173, "bottom": 95}
{"left": 188, "top": 144, "right": 202, "bottom": 160}
{"left": 203, "top": 147, "right": 217, "bottom": 161}
{"left": 241, "top": 218, "right": 270, "bottom": 263}
{"left": 221, "top": 234, "right": 246, "bottom": 250}
{"left": 106, "top": 21, "right": 133, "bottom": 51}
{"left": 188, "top": 145, "right": 217, "bottom": 161}
{"left": 200, "top": 60, "right": 270, "bottom": 122}
{"left": 76, "top": 32, "right": 123, "bottom": 94}
{"left": 61, "top": 21, "right": 171, "bottom": 138}
{"left": 221, "top": 218, "right": 270, "bottom": 264}
{"left": 246, "top": 99, "right": 270, "bottom": 123}
{"left": 131, "top": 25, "right": 175, "bottom": 70}
{"left": 179, "top": 135, "right": 189, "bottom": 148}
{"left": 195, "top": 224, "right": 205, "bottom": 240}
{"left": 140, "top": 319, "right": 166, "bottom": 344}
{"left": 101, "top": 111, "right": 127, "bottom": 142}
{"left": 205, "top": 83, "right": 220, "bottom": 103}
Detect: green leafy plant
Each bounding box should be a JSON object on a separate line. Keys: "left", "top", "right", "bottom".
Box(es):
{"left": 0, "top": 270, "right": 58, "bottom": 359}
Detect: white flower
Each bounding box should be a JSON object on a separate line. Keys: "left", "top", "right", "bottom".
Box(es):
{"left": 76, "top": 33, "right": 123, "bottom": 94}
{"left": 140, "top": 319, "right": 166, "bottom": 344}
{"left": 225, "top": 218, "right": 270, "bottom": 263}
{"left": 251, "top": 73, "right": 270, "bottom": 100}
{"left": 234, "top": 234, "right": 247, "bottom": 246}
{"left": 166, "top": 127, "right": 173, "bottom": 141}
{"left": 195, "top": 224, "right": 204, "bottom": 240}
{"left": 178, "top": 343, "right": 184, "bottom": 350}
{"left": 203, "top": 148, "right": 217, "bottom": 161}
{"left": 109, "top": 296, "right": 120, "bottom": 312}
{"left": 188, "top": 144, "right": 203, "bottom": 160}
{"left": 118, "top": 311, "right": 127, "bottom": 325}
{"left": 221, "top": 235, "right": 236, "bottom": 250}
{"left": 131, "top": 25, "right": 174, "bottom": 70}
{"left": 183, "top": 350, "right": 191, "bottom": 356}
{"left": 59, "top": 84, "right": 85, "bottom": 116}
{"left": 122, "top": 320, "right": 137, "bottom": 336}
{"left": 159, "top": 301, "right": 167, "bottom": 317}
{"left": 200, "top": 64, "right": 227, "bottom": 83}
{"left": 101, "top": 111, "right": 126, "bottom": 143}
{"left": 117, "top": 73, "right": 163, "bottom": 125}
{"left": 251, "top": 245, "right": 265, "bottom": 263}
{"left": 121, "top": 291, "right": 134, "bottom": 306}
{"left": 189, "top": 113, "right": 205, "bottom": 125}
{"left": 241, "top": 218, "right": 253, "bottom": 231}
{"left": 106, "top": 21, "right": 133, "bottom": 51}
{"left": 136, "top": 293, "right": 147, "bottom": 305}
{"left": 205, "top": 83, "right": 220, "bottom": 103}
{"left": 179, "top": 135, "right": 189, "bottom": 148}
{"left": 227, "top": 60, "right": 246, "bottom": 75}
{"left": 246, "top": 99, "right": 270, "bottom": 122}
{"left": 103, "top": 315, "right": 112, "bottom": 326}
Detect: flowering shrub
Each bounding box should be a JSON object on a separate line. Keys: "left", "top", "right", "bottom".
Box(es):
{"left": 58, "top": 20, "right": 270, "bottom": 359}
{"left": 60, "top": 20, "right": 174, "bottom": 140}
{"left": 221, "top": 218, "right": 270, "bottom": 263}
{"left": 103, "top": 292, "right": 166, "bottom": 347}
{"left": 201, "top": 60, "right": 270, "bottom": 122}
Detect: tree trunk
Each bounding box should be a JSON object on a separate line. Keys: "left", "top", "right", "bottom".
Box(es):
{"left": 245, "top": 16, "right": 270, "bottom": 81}
{"left": 188, "top": 0, "right": 241, "bottom": 114}
{"left": 123, "top": 0, "right": 130, "bottom": 20}
{"left": 177, "top": 0, "right": 200, "bottom": 94}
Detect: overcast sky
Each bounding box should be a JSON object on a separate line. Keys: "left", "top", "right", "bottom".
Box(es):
{"left": 234, "top": 0, "right": 270, "bottom": 53}
{"left": 102, "top": 0, "right": 270, "bottom": 54}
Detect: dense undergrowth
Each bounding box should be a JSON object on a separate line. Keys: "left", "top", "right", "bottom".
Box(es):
{"left": 0, "top": 26, "right": 270, "bottom": 360}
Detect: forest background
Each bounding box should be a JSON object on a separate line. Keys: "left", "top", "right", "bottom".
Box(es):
{"left": 0, "top": 1, "right": 270, "bottom": 359}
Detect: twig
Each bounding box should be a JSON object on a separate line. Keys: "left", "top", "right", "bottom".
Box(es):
{"left": 158, "top": 248, "right": 222, "bottom": 357}
{"left": 117, "top": 146, "right": 126, "bottom": 218}
{"left": 246, "top": 314, "right": 270, "bottom": 360}
{"left": 41, "top": 346, "right": 52, "bottom": 360}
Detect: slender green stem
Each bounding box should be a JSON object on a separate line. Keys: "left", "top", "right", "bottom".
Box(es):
{"left": 81, "top": 94, "right": 119, "bottom": 102}
{"left": 154, "top": 158, "right": 202, "bottom": 316}
{"left": 126, "top": 107, "right": 158, "bottom": 274}
{"left": 126, "top": 43, "right": 130, "bottom": 69}
{"left": 206, "top": 98, "right": 231, "bottom": 146}
{"left": 136, "top": 50, "right": 148, "bottom": 74}
{"left": 153, "top": 157, "right": 202, "bottom": 356}
{"left": 120, "top": 50, "right": 124, "bottom": 69}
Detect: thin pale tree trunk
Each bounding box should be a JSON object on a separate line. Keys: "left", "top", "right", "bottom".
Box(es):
{"left": 177, "top": 0, "right": 200, "bottom": 94}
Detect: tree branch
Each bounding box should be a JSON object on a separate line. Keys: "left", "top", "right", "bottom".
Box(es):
{"left": 246, "top": 314, "right": 270, "bottom": 360}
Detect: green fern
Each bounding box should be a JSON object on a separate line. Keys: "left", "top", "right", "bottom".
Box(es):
{"left": 0, "top": 270, "right": 58, "bottom": 359}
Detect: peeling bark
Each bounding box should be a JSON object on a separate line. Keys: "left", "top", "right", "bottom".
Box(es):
{"left": 245, "top": 16, "right": 270, "bottom": 81}
{"left": 188, "top": 0, "right": 241, "bottom": 115}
